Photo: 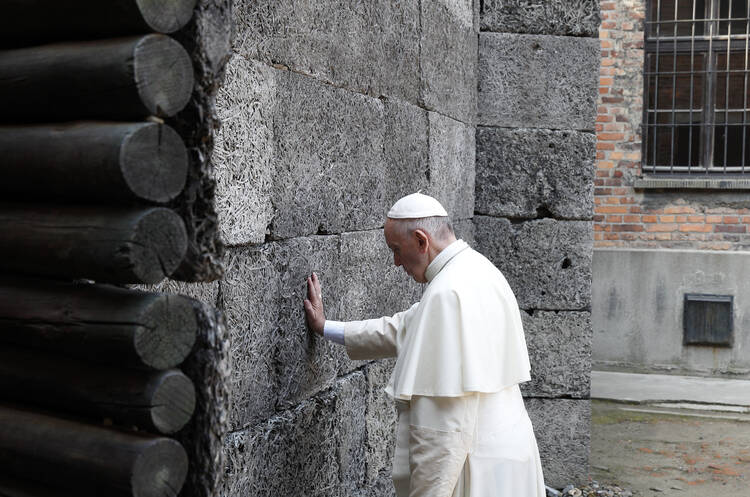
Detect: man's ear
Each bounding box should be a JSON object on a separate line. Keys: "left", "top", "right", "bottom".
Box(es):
{"left": 414, "top": 229, "right": 429, "bottom": 253}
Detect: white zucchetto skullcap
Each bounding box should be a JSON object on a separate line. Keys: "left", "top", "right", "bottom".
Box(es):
{"left": 387, "top": 192, "right": 448, "bottom": 219}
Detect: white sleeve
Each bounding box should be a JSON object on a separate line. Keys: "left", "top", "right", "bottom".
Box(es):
{"left": 322, "top": 320, "right": 346, "bottom": 345}
{"left": 343, "top": 302, "right": 420, "bottom": 360}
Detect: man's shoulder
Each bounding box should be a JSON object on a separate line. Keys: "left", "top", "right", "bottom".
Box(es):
{"left": 445, "top": 246, "right": 502, "bottom": 279}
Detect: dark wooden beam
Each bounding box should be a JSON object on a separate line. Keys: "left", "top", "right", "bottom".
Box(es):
{"left": 0, "top": 0, "right": 197, "bottom": 48}
{"left": 0, "top": 404, "right": 188, "bottom": 497}
{"left": 0, "top": 473, "right": 78, "bottom": 497}
{"left": 0, "top": 205, "right": 187, "bottom": 284}
{"left": 0, "top": 276, "right": 196, "bottom": 370}
{"left": 0, "top": 346, "right": 195, "bottom": 434}
{"left": 0, "top": 35, "right": 194, "bottom": 122}
{"left": 0, "top": 122, "right": 188, "bottom": 204}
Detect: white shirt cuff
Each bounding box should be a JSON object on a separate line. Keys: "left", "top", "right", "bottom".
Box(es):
{"left": 323, "top": 320, "right": 346, "bottom": 345}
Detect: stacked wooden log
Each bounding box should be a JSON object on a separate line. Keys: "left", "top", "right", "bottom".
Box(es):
{"left": 0, "top": 2, "right": 201, "bottom": 496}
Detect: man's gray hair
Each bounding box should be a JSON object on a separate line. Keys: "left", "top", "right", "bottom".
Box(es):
{"left": 392, "top": 216, "right": 454, "bottom": 241}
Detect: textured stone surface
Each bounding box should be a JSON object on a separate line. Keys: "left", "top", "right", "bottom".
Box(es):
{"left": 454, "top": 218, "right": 476, "bottom": 246}
{"left": 428, "top": 112, "right": 476, "bottom": 221}
{"left": 421, "top": 0, "right": 477, "bottom": 124}
{"left": 270, "top": 70, "right": 387, "bottom": 239}
{"left": 221, "top": 237, "right": 348, "bottom": 428}
{"left": 474, "top": 216, "right": 592, "bottom": 310}
{"left": 234, "top": 0, "right": 420, "bottom": 103}
{"left": 224, "top": 372, "right": 368, "bottom": 497}
{"left": 221, "top": 245, "right": 283, "bottom": 428}
{"left": 214, "top": 68, "right": 450, "bottom": 244}
{"left": 364, "top": 360, "right": 397, "bottom": 485}
{"left": 521, "top": 311, "right": 591, "bottom": 398}
{"left": 213, "top": 56, "right": 275, "bottom": 246}
{"left": 476, "top": 127, "right": 595, "bottom": 220}
{"left": 478, "top": 33, "right": 599, "bottom": 130}
{"left": 384, "top": 99, "right": 429, "bottom": 203}
{"left": 334, "top": 372, "right": 369, "bottom": 495}
{"left": 525, "top": 398, "right": 590, "bottom": 488}
{"left": 480, "top": 0, "right": 601, "bottom": 37}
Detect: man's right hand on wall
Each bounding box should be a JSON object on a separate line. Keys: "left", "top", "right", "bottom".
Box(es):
{"left": 303, "top": 272, "right": 326, "bottom": 337}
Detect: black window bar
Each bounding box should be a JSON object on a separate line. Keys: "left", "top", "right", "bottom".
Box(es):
{"left": 643, "top": 0, "right": 750, "bottom": 175}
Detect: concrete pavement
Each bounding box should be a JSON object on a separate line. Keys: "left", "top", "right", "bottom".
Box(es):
{"left": 591, "top": 370, "right": 750, "bottom": 407}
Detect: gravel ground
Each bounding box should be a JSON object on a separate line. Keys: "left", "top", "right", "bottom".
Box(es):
{"left": 548, "top": 481, "right": 634, "bottom": 497}
{"left": 589, "top": 399, "right": 750, "bottom": 497}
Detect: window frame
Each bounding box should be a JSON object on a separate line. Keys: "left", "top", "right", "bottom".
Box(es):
{"left": 642, "top": 0, "right": 750, "bottom": 176}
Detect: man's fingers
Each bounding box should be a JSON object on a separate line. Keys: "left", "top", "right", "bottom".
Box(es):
{"left": 306, "top": 276, "right": 317, "bottom": 302}
{"left": 312, "top": 272, "right": 322, "bottom": 295}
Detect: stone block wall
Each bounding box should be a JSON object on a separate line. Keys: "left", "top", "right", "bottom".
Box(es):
{"left": 166, "top": 1, "right": 598, "bottom": 495}
{"left": 595, "top": 0, "right": 750, "bottom": 250}
{"left": 212, "top": 1, "right": 477, "bottom": 495}
{"left": 475, "top": 0, "right": 599, "bottom": 487}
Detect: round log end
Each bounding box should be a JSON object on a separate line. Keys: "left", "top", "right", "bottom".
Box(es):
{"left": 132, "top": 208, "right": 188, "bottom": 284}
{"left": 132, "top": 438, "right": 188, "bottom": 497}
{"left": 135, "top": 294, "right": 197, "bottom": 370}
{"left": 134, "top": 35, "right": 194, "bottom": 118}
{"left": 136, "top": 0, "right": 198, "bottom": 34}
{"left": 121, "top": 123, "right": 188, "bottom": 203}
{"left": 149, "top": 371, "right": 196, "bottom": 434}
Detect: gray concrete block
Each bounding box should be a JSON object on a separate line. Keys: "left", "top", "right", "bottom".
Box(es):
{"left": 478, "top": 33, "right": 599, "bottom": 130}
{"left": 333, "top": 372, "right": 369, "bottom": 494}
{"left": 521, "top": 311, "right": 591, "bottom": 398}
{"left": 234, "top": 0, "right": 420, "bottom": 103}
{"left": 480, "top": 0, "right": 601, "bottom": 37}
{"left": 221, "top": 246, "right": 279, "bottom": 428}
{"left": 453, "top": 218, "right": 476, "bottom": 246}
{"left": 213, "top": 55, "right": 276, "bottom": 246}
{"left": 223, "top": 371, "right": 369, "bottom": 497}
{"left": 525, "top": 398, "right": 590, "bottom": 489}
{"left": 270, "top": 70, "right": 388, "bottom": 239}
{"left": 428, "top": 112, "right": 476, "bottom": 221}
{"left": 384, "top": 98, "right": 429, "bottom": 204}
{"left": 221, "top": 237, "right": 351, "bottom": 429}
{"left": 474, "top": 216, "right": 592, "bottom": 310}
{"left": 420, "top": 0, "right": 478, "bottom": 124}
{"left": 475, "top": 127, "right": 595, "bottom": 220}
{"left": 260, "top": 237, "right": 351, "bottom": 410}
{"left": 364, "top": 360, "right": 397, "bottom": 484}
{"left": 338, "top": 230, "right": 422, "bottom": 324}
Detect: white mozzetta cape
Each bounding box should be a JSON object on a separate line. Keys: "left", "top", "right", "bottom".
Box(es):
{"left": 344, "top": 239, "right": 532, "bottom": 400}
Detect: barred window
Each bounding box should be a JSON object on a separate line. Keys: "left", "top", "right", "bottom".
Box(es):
{"left": 644, "top": 0, "right": 750, "bottom": 174}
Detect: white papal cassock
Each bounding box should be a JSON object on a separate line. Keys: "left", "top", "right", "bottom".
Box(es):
{"left": 336, "top": 239, "right": 546, "bottom": 497}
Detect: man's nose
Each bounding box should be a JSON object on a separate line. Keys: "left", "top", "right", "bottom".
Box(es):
{"left": 393, "top": 254, "right": 401, "bottom": 267}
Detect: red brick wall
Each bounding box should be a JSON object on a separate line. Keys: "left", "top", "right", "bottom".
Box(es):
{"left": 596, "top": 0, "right": 750, "bottom": 250}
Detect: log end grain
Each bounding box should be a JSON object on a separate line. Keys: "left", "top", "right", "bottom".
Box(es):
{"left": 132, "top": 438, "right": 188, "bottom": 497}
{"left": 134, "top": 35, "right": 194, "bottom": 118}
{"left": 136, "top": 0, "right": 198, "bottom": 34}
{"left": 132, "top": 208, "right": 188, "bottom": 284}
{"left": 122, "top": 123, "right": 188, "bottom": 203}
{"left": 134, "top": 294, "right": 197, "bottom": 370}
{"left": 149, "top": 370, "right": 196, "bottom": 434}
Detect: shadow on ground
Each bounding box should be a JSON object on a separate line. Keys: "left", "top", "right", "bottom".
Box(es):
{"left": 591, "top": 400, "right": 750, "bottom": 497}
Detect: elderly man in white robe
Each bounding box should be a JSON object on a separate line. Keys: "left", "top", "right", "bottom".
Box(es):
{"left": 303, "top": 192, "right": 546, "bottom": 497}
